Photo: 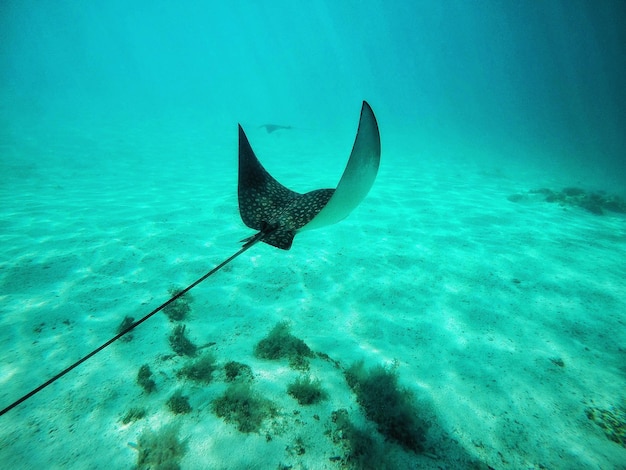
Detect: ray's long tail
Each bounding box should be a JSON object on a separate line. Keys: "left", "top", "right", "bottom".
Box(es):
{"left": 0, "top": 233, "right": 266, "bottom": 417}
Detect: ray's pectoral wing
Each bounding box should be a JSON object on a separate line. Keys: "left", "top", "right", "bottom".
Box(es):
{"left": 238, "top": 124, "right": 315, "bottom": 250}
{"left": 237, "top": 124, "right": 299, "bottom": 231}
{"left": 300, "top": 101, "right": 381, "bottom": 231}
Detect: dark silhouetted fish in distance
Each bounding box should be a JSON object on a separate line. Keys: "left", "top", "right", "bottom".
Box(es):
{"left": 259, "top": 124, "right": 293, "bottom": 133}
{"left": 0, "top": 101, "right": 381, "bottom": 416}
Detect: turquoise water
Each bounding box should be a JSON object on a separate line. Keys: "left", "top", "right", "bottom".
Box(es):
{"left": 1, "top": 2, "right": 626, "bottom": 469}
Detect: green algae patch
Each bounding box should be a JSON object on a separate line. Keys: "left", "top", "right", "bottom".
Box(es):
{"left": 167, "top": 389, "right": 192, "bottom": 415}
{"left": 135, "top": 423, "right": 186, "bottom": 470}
{"left": 330, "top": 408, "right": 386, "bottom": 469}
{"left": 345, "top": 362, "right": 428, "bottom": 453}
{"left": 586, "top": 405, "right": 626, "bottom": 448}
{"left": 137, "top": 364, "right": 157, "bottom": 394}
{"left": 224, "top": 361, "right": 254, "bottom": 382}
{"left": 177, "top": 353, "right": 217, "bottom": 383}
{"left": 254, "top": 322, "right": 314, "bottom": 370}
{"left": 212, "top": 383, "right": 276, "bottom": 433}
{"left": 116, "top": 315, "right": 135, "bottom": 342}
{"left": 287, "top": 375, "right": 327, "bottom": 405}
{"left": 121, "top": 407, "right": 146, "bottom": 424}
{"left": 163, "top": 287, "right": 193, "bottom": 322}
{"left": 168, "top": 324, "right": 197, "bottom": 356}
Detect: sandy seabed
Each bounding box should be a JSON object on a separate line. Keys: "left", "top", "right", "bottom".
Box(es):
{"left": 1, "top": 123, "right": 625, "bottom": 469}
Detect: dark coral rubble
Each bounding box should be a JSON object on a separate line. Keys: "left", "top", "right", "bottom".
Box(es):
{"left": 510, "top": 187, "right": 626, "bottom": 215}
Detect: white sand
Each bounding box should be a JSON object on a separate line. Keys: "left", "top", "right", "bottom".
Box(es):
{"left": 1, "top": 119, "right": 625, "bottom": 469}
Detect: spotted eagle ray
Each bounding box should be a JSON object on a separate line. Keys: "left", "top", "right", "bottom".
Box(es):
{"left": 0, "top": 101, "right": 380, "bottom": 416}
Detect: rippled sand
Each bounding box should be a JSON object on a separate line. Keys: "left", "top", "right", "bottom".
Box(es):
{"left": 1, "top": 122, "right": 625, "bottom": 469}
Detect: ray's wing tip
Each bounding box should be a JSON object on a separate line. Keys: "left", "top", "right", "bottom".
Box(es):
{"left": 238, "top": 124, "right": 250, "bottom": 144}
{"left": 362, "top": 100, "right": 373, "bottom": 113}
{"left": 360, "top": 101, "right": 377, "bottom": 130}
